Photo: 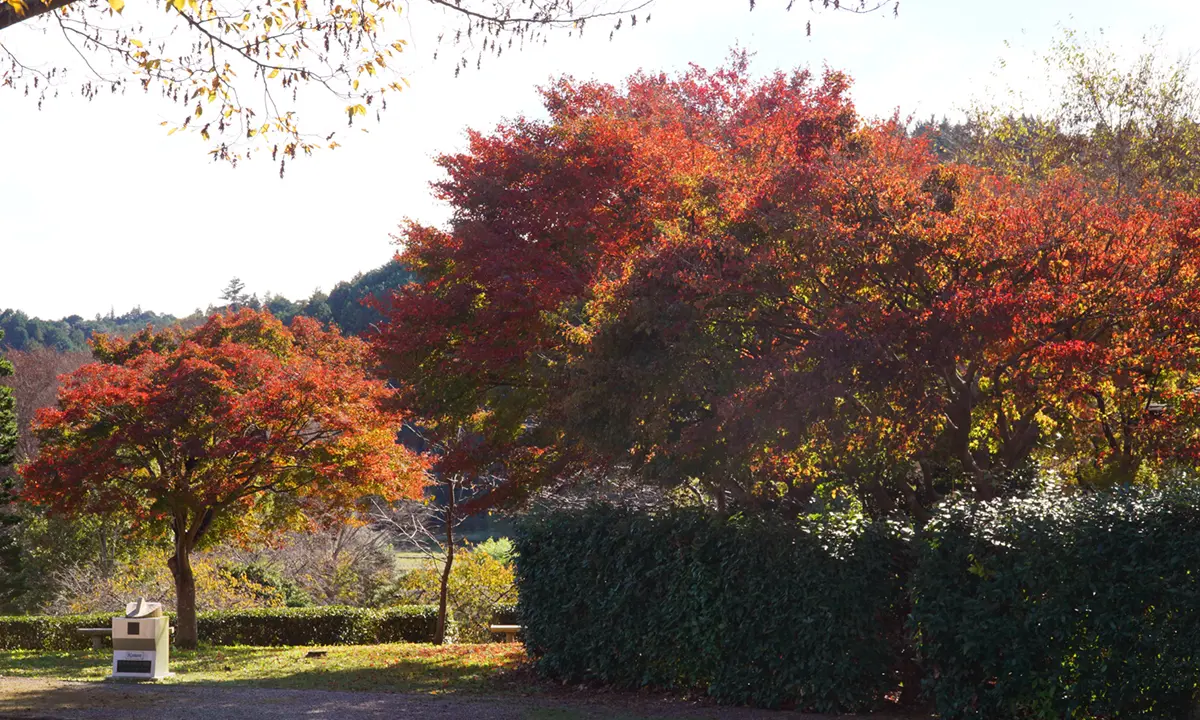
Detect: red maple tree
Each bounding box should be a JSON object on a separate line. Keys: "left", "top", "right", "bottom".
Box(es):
{"left": 375, "top": 57, "right": 1200, "bottom": 518}
{"left": 22, "top": 310, "right": 426, "bottom": 646}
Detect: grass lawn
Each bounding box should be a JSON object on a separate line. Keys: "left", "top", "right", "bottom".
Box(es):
{"left": 393, "top": 550, "right": 432, "bottom": 571}
{"left": 0, "top": 643, "right": 528, "bottom": 694}
{"left": 0, "top": 645, "right": 919, "bottom": 719}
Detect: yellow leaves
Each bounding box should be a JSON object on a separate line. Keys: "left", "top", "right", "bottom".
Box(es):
{"left": 106, "top": 0, "right": 124, "bottom": 13}
{"left": 129, "top": 38, "right": 143, "bottom": 48}
{"left": 268, "top": 68, "right": 280, "bottom": 79}
{"left": 4, "top": 0, "right": 27, "bottom": 17}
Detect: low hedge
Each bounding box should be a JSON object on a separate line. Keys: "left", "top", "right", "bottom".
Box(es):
{"left": 514, "top": 506, "right": 912, "bottom": 712}
{"left": 913, "top": 490, "right": 1200, "bottom": 719}
{"left": 0, "top": 612, "right": 113, "bottom": 651}
{"left": 198, "top": 605, "right": 440, "bottom": 646}
{"left": 0, "top": 605, "right": 440, "bottom": 650}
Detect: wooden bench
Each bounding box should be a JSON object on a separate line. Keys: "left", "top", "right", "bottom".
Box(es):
{"left": 488, "top": 624, "right": 521, "bottom": 643}
{"left": 77, "top": 627, "right": 112, "bottom": 650}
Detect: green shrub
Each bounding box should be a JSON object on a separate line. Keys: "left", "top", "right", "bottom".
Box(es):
{"left": 0, "top": 605, "right": 439, "bottom": 650}
{"left": 389, "top": 545, "right": 516, "bottom": 642}
{"left": 514, "top": 506, "right": 912, "bottom": 712}
{"left": 913, "top": 489, "right": 1200, "bottom": 719}
{"left": 376, "top": 605, "right": 446, "bottom": 643}
{"left": 491, "top": 602, "right": 519, "bottom": 626}
{"left": 0, "top": 612, "right": 113, "bottom": 651}
{"left": 222, "top": 561, "right": 314, "bottom": 608}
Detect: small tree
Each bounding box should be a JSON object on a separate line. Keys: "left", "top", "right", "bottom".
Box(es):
{"left": 372, "top": 437, "right": 503, "bottom": 645}
{"left": 372, "top": 475, "right": 465, "bottom": 644}
{"left": 21, "top": 309, "right": 427, "bottom": 647}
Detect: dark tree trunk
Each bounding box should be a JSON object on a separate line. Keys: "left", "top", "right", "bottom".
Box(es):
{"left": 168, "top": 543, "right": 198, "bottom": 649}
{"left": 434, "top": 482, "right": 455, "bottom": 644}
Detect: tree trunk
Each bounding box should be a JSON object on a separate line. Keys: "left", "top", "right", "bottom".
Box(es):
{"left": 434, "top": 483, "right": 455, "bottom": 645}
{"left": 168, "top": 543, "right": 198, "bottom": 649}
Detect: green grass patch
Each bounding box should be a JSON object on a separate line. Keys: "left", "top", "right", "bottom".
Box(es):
{"left": 394, "top": 551, "right": 432, "bottom": 571}
{"left": 0, "top": 643, "right": 527, "bottom": 694}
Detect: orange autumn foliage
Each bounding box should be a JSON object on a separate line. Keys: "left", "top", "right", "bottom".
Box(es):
{"left": 375, "top": 57, "right": 1200, "bottom": 517}
{"left": 22, "top": 309, "right": 427, "bottom": 645}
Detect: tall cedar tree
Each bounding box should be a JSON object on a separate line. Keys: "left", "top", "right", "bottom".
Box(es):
{"left": 0, "top": 331, "right": 16, "bottom": 610}
{"left": 374, "top": 58, "right": 1200, "bottom": 519}
{"left": 0, "top": 331, "right": 15, "bottom": 470}
{"left": 22, "top": 310, "right": 426, "bottom": 646}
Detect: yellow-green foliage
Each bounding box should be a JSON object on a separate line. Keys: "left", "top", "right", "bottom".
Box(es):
{"left": 52, "top": 550, "right": 286, "bottom": 615}
{"left": 393, "top": 542, "right": 516, "bottom": 643}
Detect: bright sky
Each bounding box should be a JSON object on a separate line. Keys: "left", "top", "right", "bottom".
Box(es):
{"left": 3, "top": 0, "right": 1199, "bottom": 320}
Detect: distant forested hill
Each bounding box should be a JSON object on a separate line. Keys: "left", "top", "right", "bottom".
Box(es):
{"left": 0, "top": 260, "right": 414, "bottom": 352}
{"left": 261, "top": 259, "right": 415, "bottom": 337}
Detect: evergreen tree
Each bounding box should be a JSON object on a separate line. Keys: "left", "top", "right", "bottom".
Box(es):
{"left": 220, "top": 277, "right": 250, "bottom": 308}
{"left": 0, "top": 331, "right": 15, "bottom": 470}
{"left": 0, "top": 329, "right": 22, "bottom": 612}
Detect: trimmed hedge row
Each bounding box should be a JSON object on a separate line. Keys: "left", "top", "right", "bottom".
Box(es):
{"left": 514, "top": 506, "right": 912, "bottom": 712}
{"left": 0, "top": 605, "right": 441, "bottom": 651}
{"left": 0, "top": 612, "right": 112, "bottom": 651}
{"left": 199, "top": 605, "right": 442, "bottom": 646}
{"left": 515, "top": 492, "right": 1200, "bottom": 717}
{"left": 915, "top": 491, "right": 1200, "bottom": 719}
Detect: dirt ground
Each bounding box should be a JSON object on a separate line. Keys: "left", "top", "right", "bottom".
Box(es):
{"left": 0, "top": 677, "right": 925, "bottom": 720}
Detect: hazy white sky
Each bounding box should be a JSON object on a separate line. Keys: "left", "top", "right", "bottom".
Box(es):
{"left": 3, "top": 0, "right": 1199, "bottom": 320}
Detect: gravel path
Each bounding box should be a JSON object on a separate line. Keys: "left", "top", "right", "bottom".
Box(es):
{"left": 0, "top": 677, "right": 919, "bottom": 720}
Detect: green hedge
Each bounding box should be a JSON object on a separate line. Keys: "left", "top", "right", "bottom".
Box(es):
{"left": 518, "top": 494, "right": 1200, "bottom": 716}
{"left": 913, "top": 490, "right": 1200, "bottom": 719}
{"left": 491, "top": 602, "right": 519, "bottom": 626}
{"left": 514, "top": 506, "right": 912, "bottom": 712}
{"left": 0, "top": 612, "right": 112, "bottom": 651}
{"left": 0, "top": 605, "right": 440, "bottom": 651}
{"left": 198, "top": 605, "right": 440, "bottom": 646}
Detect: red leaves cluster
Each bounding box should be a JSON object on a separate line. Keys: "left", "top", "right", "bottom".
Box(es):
{"left": 374, "top": 58, "right": 1200, "bottom": 514}
{"left": 22, "top": 309, "right": 427, "bottom": 541}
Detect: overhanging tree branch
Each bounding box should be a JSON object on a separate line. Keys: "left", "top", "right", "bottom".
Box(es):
{"left": 0, "top": 0, "right": 78, "bottom": 32}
